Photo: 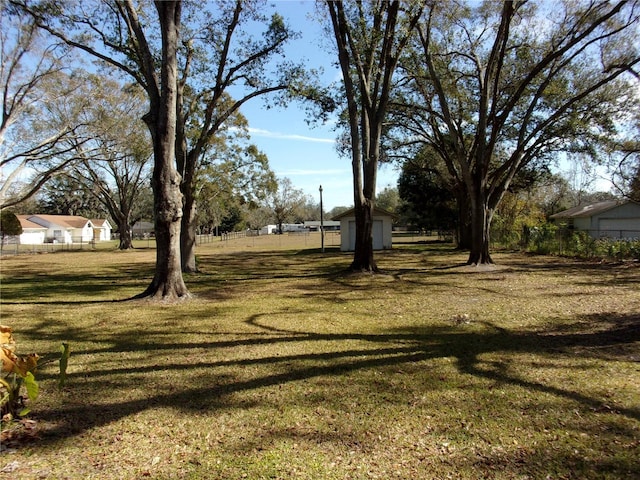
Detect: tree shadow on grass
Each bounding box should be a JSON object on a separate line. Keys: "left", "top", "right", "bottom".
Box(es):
{"left": 15, "top": 311, "right": 639, "bottom": 451}
{"left": 0, "top": 263, "right": 156, "bottom": 304}
{"left": 3, "top": 245, "right": 639, "bottom": 477}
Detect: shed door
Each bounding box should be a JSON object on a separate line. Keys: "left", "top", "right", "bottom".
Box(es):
{"left": 348, "top": 221, "right": 356, "bottom": 251}
{"left": 348, "top": 220, "right": 384, "bottom": 251}
{"left": 372, "top": 220, "right": 383, "bottom": 250}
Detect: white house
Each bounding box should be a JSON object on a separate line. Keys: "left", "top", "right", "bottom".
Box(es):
{"left": 16, "top": 216, "right": 47, "bottom": 245}
{"left": 550, "top": 200, "right": 640, "bottom": 238}
{"left": 91, "top": 218, "right": 113, "bottom": 241}
{"left": 24, "top": 215, "right": 95, "bottom": 244}
{"left": 332, "top": 207, "right": 395, "bottom": 252}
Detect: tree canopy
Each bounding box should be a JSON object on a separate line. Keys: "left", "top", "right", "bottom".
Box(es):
{"left": 266, "top": 177, "right": 308, "bottom": 234}
{"left": 0, "top": 4, "right": 89, "bottom": 209}
{"left": 0, "top": 210, "right": 22, "bottom": 236}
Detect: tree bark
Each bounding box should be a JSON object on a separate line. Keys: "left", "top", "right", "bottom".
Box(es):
{"left": 454, "top": 184, "right": 471, "bottom": 249}
{"left": 456, "top": 206, "right": 472, "bottom": 251}
{"left": 175, "top": 62, "right": 198, "bottom": 273}
{"left": 178, "top": 144, "right": 198, "bottom": 272}
{"left": 113, "top": 211, "right": 134, "bottom": 250}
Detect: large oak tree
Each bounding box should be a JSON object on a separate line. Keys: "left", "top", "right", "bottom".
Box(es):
{"left": 15, "top": 0, "right": 189, "bottom": 299}
{"left": 64, "top": 75, "right": 153, "bottom": 250}
{"left": 398, "top": 0, "right": 640, "bottom": 265}
{"left": 17, "top": 0, "right": 310, "bottom": 279}
{"left": 175, "top": 1, "right": 306, "bottom": 272}
{"left": 326, "top": 0, "right": 424, "bottom": 272}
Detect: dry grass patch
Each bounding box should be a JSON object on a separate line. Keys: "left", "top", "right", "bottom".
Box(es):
{"left": 1, "top": 235, "right": 638, "bottom": 479}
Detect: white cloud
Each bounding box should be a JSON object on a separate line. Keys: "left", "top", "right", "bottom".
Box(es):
{"left": 247, "top": 127, "right": 335, "bottom": 144}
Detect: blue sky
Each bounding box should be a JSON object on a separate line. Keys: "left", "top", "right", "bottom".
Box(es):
{"left": 234, "top": 1, "right": 401, "bottom": 211}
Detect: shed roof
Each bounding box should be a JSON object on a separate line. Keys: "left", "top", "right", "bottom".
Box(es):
{"left": 549, "top": 200, "right": 622, "bottom": 219}
{"left": 331, "top": 206, "right": 397, "bottom": 221}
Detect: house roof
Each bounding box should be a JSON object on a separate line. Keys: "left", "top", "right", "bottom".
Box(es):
{"left": 549, "top": 200, "right": 623, "bottom": 219}
{"left": 332, "top": 206, "right": 397, "bottom": 221}
{"left": 91, "top": 219, "right": 111, "bottom": 228}
{"left": 27, "top": 214, "right": 92, "bottom": 229}
{"left": 16, "top": 215, "right": 47, "bottom": 230}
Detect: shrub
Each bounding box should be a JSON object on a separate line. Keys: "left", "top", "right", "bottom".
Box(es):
{"left": 523, "top": 225, "right": 640, "bottom": 261}
{"left": 1, "top": 326, "right": 70, "bottom": 425}
{"left": 527, "top": 223, "right": 559, "bottom": 254}
{"left": 566, "top": 231, "right": 597, "bottom": 258}
{"left": 0, "top": 326, "right": 39, "bottom": 419}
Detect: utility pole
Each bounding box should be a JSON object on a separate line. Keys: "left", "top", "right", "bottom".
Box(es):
{"left": 319, "top": 185, "right": 324, "bottom": 253}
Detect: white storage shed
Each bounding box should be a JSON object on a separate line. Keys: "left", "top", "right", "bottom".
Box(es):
{"left": 332, "top": 207, "right": 395, "bottom": 252}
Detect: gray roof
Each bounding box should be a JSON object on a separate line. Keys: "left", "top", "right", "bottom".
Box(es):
{"left": 550, "top": 200, "right": 622, "bottom": 219}
{"left": 332, "top": 206, "right": 397, "bottom": 221}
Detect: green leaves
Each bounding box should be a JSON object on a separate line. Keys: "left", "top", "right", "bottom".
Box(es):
{"left": 0, "top": 211, "right": 23, "bottom": 237}
{"left": 59, "top": 342, "right": 70, "bottom": 388}
{"left": 19, "top": 371, "right": 39, "bottom": 416}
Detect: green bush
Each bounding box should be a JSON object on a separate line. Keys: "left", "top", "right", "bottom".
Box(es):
{"left": 525, "top": 226, "right": 640, "bottom": 261}
{"left": 527, "top": 223, "right": 559, "bottom": 254}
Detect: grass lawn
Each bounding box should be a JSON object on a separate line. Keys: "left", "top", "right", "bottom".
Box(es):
{"left": 0, "top": 234, "right": 638, "bottom": 479}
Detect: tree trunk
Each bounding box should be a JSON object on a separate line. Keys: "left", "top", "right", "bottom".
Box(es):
{"left": 175, "top": 63, "right": 198, "bottom": 274}
{"left": 455, "top": 186, "right": 471, "bottom": 249}
{"left": 136, "top": 1, "right": 189, "bottom": 301}
{"left": 118, "top": 221, "right": 134, "bottom": 250}
{"left": 139, "top": 149, "right": 189, "bottom": 300}
{"left": 180, "top": 191, "right": 197, "bottom": 272}
{"left": 109, "top": 209, "right": 134, "bottom": 250}
{"left": 467, "top": 191, "right": 494, "bottom": 265}
{"left": 349, "top": 201, "right": 377, "bottom": 272}
{"left": 457, "top": 214, "right": 472, "bottom": 250}
{"left": 178, "top": 140, "right": 197, "bottom": 273}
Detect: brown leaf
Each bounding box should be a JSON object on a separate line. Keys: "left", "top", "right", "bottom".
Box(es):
{"left": 0, "top": 325, "right": 15, "bottom": 351}
{"left": 0, "top": 346, "right": 19, "bottom": 374}
{"left": 0, "top": 348, "right": 38, "bottom": 376}
{"left": 14, "top": 353, "right": 40, "bottom": 376}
